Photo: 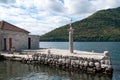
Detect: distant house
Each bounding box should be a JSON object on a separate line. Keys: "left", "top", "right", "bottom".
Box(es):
{"left": 0, "top": 21, "right": 39, "bottom": 51}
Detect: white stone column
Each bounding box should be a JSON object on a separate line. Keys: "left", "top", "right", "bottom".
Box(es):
{"left": 69, "top": 25, "right": 74, "bottom": 53}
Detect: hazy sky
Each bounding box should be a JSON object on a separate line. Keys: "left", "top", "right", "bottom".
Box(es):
{"left": 0, "top": 0, "right": 120, "bottom": 35}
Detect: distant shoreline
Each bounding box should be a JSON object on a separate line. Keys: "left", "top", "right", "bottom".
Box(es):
{"left": 40, "top": 41, "right": 120, "bottom": 42}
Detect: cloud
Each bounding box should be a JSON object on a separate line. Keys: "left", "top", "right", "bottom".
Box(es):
{"left": 0, "top": 0, "right": 16, "bottom": 4}
{"left": 64, "top": 0, "right": 93, "bottom": 15}
{"left": 91, "top": 0, "right": 120, "bottom": 10}
{"left": 0, "top": 0, "right": 120, "bottom": 35}
{"left": 44, "top": 0, "right": 65, "bottom": 12}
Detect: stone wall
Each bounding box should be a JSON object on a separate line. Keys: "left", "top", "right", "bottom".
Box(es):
{"left": 0, "top": 30, "right": 2, "bottom": 50}
{"left": 0, "top": 30, "right": 39, "bottom": 51}
{"left": 28, "top": 35, "right": 39, "bottom": 49}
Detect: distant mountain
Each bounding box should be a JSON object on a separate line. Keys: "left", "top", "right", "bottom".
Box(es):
{"left": 40, "top": 7, "right": 120, "bottom": 41}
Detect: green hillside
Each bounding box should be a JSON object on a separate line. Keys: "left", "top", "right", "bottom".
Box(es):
{"left": 40, "top": 7, "right": 120, "bottom": 41}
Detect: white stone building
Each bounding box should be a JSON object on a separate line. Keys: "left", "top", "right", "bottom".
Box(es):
{"left": 0, "top": 21, "right": 39, "bottom": 51}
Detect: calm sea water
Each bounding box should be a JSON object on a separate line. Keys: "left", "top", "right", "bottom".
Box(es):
{"left": 0, "top": 42, "right": 120, "bottom": 80}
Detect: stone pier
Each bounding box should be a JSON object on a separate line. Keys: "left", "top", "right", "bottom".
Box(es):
{"left": 1, "top": 48, "right": 113, "bottom": 76}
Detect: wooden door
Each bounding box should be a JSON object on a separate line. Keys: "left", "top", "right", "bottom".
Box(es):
{"left": 9, "top": 38, "right": 12, "bottom": 50}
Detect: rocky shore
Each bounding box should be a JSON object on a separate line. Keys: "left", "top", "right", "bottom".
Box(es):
{"left": 0, "top": 48, "right": 113, "bottom": 76}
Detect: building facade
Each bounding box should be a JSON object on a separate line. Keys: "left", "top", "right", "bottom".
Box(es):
{"left": 0, "top": 21, "right": 39, "bottom": 51}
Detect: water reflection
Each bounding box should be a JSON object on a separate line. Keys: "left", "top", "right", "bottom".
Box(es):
{"left": 39, "top": 42, "right": 120, "bottom": 80}
{"left": 0, "top": 61, "right": 112, "bottom": 80}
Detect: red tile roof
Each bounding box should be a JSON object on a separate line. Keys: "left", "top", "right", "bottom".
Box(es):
{"left": 0, "top": 21, "right": 29, "bottom": 33}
